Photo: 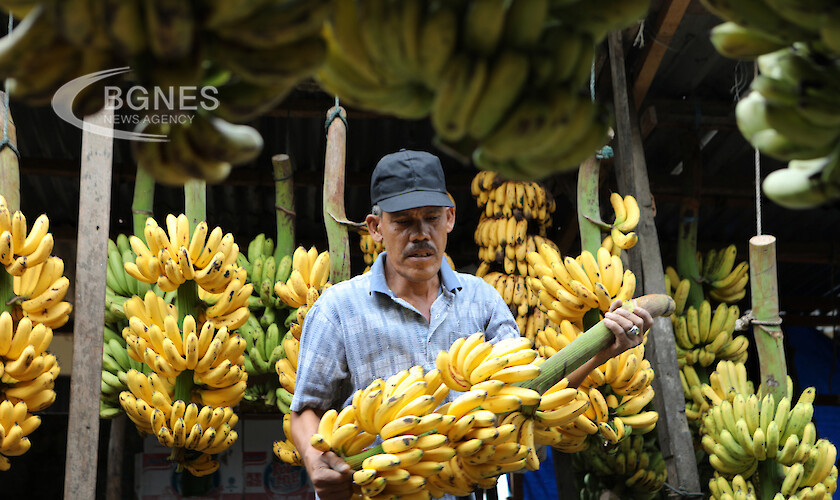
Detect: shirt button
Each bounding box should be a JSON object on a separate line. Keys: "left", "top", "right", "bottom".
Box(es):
{"left": 434, "top": 314, "right": 440, "bottom": 319}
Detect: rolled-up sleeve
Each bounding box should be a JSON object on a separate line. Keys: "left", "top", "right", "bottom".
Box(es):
{"left": 289, "top": 297, "right": 349, "bottom": 412}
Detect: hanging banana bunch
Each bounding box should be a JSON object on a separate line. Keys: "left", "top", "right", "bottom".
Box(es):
{"left": 112, "top": 213, "right": 249, "bottom": 476}
{"left": 574, "top": 433, "right": 668, "bottom": 500}
{"left": 601, "top": 193, "right": 640, "bottom": 254}
{"left": 0, "top": 195, "right": 65, "bottom": 469}
{"left": 698, "top": 360, "right": 838, "bottom": 499}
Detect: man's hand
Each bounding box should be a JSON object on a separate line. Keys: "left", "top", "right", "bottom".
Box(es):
{"left": 600, "top": 299, "right": 654, "bottom": 361}
{"left": 305, "top": 451, "right": 354, "bottom": 500}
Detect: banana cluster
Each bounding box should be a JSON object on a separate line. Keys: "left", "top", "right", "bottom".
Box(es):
{"left": 101, "top": 325, "right": 147, "bottom": 418}
{"left": 119, "top": 369, "right": 239, "bottom": 477}
{"left": 695, "top": 245, "right": 750, "bottom": 304}
{"left": 671, "top": 299, "right": 748, "bottom": 369}
{"left": 698, "top": 361, "right": 838, "bottom": 498}
{"left": 121, "top": 292, "right": 248, "bottom": 407}
{"left": 575, "top": 434, "right": 668, "bottom": 500}
{"left": 240, "top": 319, "right": 294, "bottom": 411}
{"left": 0, "top": 400, "right": 41, "bottom": 471}
{"left": 105, "top": 235, "right": 175, "bottom": 325}
{"left": 604, "top": 193, "right": 640, "bottom": 252}
{"left": 470, "top": 172, "right": 555, "bottom": 225}
{"left": 0, "top": 0, "right": 331, "bottom": 185}
{"left": 273, "top": 413, "right": 303, "bottom": 466}
{"left": 274, "top": 246, "right": 330, "bottom": 309}
{"left": 527, "top": 244, "right": 636, "bottom": 323}
{"left": 708, "top": 473, "right": 758, "bottom": 500}
{"left": 0, "top": 314, "right": 60, "bottom": 414}
{"left": 320, "top": 0, "right": 643, "bottom": 180}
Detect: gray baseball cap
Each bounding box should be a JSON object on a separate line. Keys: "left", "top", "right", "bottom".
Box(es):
{"left": 370, "top": 150, "right": 454, "bottom": 213}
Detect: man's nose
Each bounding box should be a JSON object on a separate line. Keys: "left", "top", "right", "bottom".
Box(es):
{"left": 409, "top": 222, "right": 430, "bottom": 240}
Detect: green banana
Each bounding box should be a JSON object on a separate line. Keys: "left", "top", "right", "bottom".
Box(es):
{"left": 463, "top": 0, "right": 508, "bottom": 56}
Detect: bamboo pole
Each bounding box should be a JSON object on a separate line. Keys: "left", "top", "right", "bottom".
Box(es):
{"left": 749, "top": 235, "right": 787, "bottom": 404}
{"left": 323, "top": 106, "right": 350, "bottom": 283}
{"left": 132, "top": 168, "right": 155, "bottom": 239}
{"left": 64, "top": 104, "right": 115, "bottom": 500}
{"left": 273, "top": 154, "right": 295, "bottom": 261}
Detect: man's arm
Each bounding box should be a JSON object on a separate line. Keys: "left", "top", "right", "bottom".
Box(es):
{"left": 291, "top": 409, "right": 353, "bottom": 500}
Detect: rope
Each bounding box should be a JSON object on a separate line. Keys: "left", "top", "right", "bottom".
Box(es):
{"left": 662, "top": 481, "right": 704, "bottom": 498}
{"left": 0, "top": 14, "right": 19, "bottom": 161}
{"left": 325, "top": 95, "right": 348, "bottom": 133}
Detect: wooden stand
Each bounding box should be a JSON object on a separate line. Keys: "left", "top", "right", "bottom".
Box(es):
{"left": 64, "top": 105, "right": 115, "bottom": 499}
{"left": 608, "top": 32, "right": 701, "bottom": 497}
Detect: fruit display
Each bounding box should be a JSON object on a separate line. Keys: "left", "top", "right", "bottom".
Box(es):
{"left": 318, "top": 0, "right": 650, "bottom": 179}
{"left": 701, "top": 0, "right": 840, "bottom": 208}
{"left": 470, "top": 171, "right": 558, "bottom": 343}
{"left": 0, "top": 0, "right": 331, "bottom": 185}
{"left": 0, "top": 196, "right": 64, "bottom": 469}
{"left": 698, "top": 360, "right": 838, "bottom": 499}
{"left": 109, "top": 213, "right": 249, "bottom": 476}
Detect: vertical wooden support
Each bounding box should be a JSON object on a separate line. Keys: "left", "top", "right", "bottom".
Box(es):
{"left": 0, "top": 92, "right": 19, "bottom": 211}
{"left": 749, "top": 235, "right": 787, "bottom": 403}
{"left": 64, "top": 105, "right": 115, "bottom": 499}
{"left": 105, "top": 416, "right": 126, "bottom": 500}
{"left": 272, "top": 154, "right": 295, "bottom": 260}
{"left": 608, "top": 32, "right": 701, "bottom": 497}
{"left": 323, "top": 106, "right": 350, "bottom": 283}
{"left": 552, "top": 449, "right": 578, "bottom": 499}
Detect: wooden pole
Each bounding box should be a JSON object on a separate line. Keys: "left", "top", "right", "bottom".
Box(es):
{"left": 323, "top": 106, "right": 350, "bottom": 283}
{"left": 105, "top": 416, "right": 126, "bottom": 500}
{"left": 272, "top": 154, "right": 295, "bottom": 260}
{"left": 0, "top": 91, "right": 19, "bottom": 211}
{"left": 608, "top": 31, "right": 701, "bottom": 498}
{"left": 64, "top": 104, "right": 114, "bottom": 500}
{"left": 749, "top": 235, "right": 787, "bottom": 404}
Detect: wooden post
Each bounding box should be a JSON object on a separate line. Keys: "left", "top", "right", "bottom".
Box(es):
{"left": 749, "top": 235, "right": 787, "bottom": 403}
{"left": 323, "top": 106, "right": 350, "bottom": 283}
{"left": 608, "top": 31, "right": 701, "bottom": 498}
{"left": 272, "top": 154, "right": 295, "bottom": 260}
{"left": 105, "top": 416, "right": 126, "bottom": 500}
{"left": 0, "top": 91, "right": 19, "bottom": 211}
{"left": 64, "top": 104, "right": 115, "bottom": 499}
{"left": 552, "top": 449, "right": 578, "bottom": 499}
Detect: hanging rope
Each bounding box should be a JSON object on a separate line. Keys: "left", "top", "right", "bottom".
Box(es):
{"left": 752, "top": 62, "right": 762, "bottom": 236}
{"left": 325, "top": 95, "right": 347, "bottom": 134}
{"left": 0, "top": 14, "right": 19, "bottom": 160}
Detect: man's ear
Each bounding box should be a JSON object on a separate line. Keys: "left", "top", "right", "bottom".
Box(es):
{"left": 445, "top": 206, "right": 456, "bottom": 233}
{"left": 365, "top": 214, "right": 383, "bottom": 242}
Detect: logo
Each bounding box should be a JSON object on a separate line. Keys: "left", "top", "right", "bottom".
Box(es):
{"left": 52, "top": 67, "right": 220, "bottom": 142}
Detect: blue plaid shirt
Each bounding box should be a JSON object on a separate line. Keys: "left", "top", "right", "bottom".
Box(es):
{"left": 290, "top": 251, "right": 520, "bottom": 412}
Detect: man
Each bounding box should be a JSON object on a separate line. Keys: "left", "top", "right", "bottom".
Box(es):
{"left": 290, "top": 150, "right": 653, "bottom": 500}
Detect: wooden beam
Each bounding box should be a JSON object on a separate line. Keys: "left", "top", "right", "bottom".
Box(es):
{"left": 632, "top": 0, "right": 692, "bottom": 108}
{"left": 609, "top": 31, "right": 702, "bottom": 498}
{"left": 63, "top": 105, "right": 114, "bottom": 499}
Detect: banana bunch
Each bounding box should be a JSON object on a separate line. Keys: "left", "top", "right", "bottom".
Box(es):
{"left": 101, "top": 324, "right": 147, "bottom": 418}
{"left": 701, "top": 0, "right": 839, "bottom": 59}
{"left": 121, "top": 292, "right": 248, "bottom": 407}
{"left": 694, "top": 245, "right": 750, "bottom": 304}
{"left": 605, "top": 193, "right": 640, "bottom": 252}
{"left": 119, "top": 369, "right": 240, "bottom": 476}
{"left": 527, "top": 244, "right": 636, "bottom": 323}
{"left": 0, "top": 400, "right": 42, "bottom": 471}
{"left": 470, "top": 172, "right": 555, "bottom": 224}
{"left": 237, "top": 233, "right": 293, "bottom": 317}
{"left": 320, "top": 0, "right": 640, "bottom": 180}
{"left": 709, "top": 473, "right": 758, "bottom": 500}
{"left": 273, "top": 413, "right": 302, "bottom": 465}
{"left": 574, "top": 433, "right": 668, "bottom": 500}
{"left": 0, "top": 314, "right": 60, "bottom": 412}
{"left": 274, "top": 246, "right": 330, "bottom": 309}
{"left": 105, "top": 235, "right": 176, "bottom": 325}
{"left": 670, "top": 299, "right": 748, "bottom": 368}
{"left": 239, "top": 318, "right": 294, "bottom": 411}
{"left": 0, "top": 0, "right": 331, "bottom": 185}
{"left": 698, "top": 364, "right": 838, "bottom": 498}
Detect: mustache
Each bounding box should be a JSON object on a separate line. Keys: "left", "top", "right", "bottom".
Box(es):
{"left": 404, "top": 242, "right": 436, "bottom": 256}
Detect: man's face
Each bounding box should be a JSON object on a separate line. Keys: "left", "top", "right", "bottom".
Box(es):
{"left": 366, "top": 206, "right": 456, "bottom": 283}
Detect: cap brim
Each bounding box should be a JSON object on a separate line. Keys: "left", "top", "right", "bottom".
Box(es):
{"left": 378, "top": 191, "right": 454, "bottom": 213}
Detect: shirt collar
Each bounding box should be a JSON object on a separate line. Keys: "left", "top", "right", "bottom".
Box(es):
{"left": 369, "top": 251, "right": 463, "bottom": 296}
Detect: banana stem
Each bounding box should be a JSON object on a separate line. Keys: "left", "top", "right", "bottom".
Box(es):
{"left": 174, "top": 280, "right": 197, "bottom": 401}
{"left": 132, "top": 167, "right": 155, "bottom": 239}
{"left": 758, "top": 458, "right": 782, "bottom": 500}
{"left": 272, "top": 154, "right": 295, "bottom": 262}
{"left": 344, "top": 444, "right": 384, "bottom": 470}
{"left": 184, "top": 179, "right": 206, "bottom": 235}
{"left": 576, "top": 157, "right": 604, "bottom": 256}
{"left": 0, "top": 268, "right": 12, "bottom": 315}
{"left": 517, "top": 295, "right": 676, "bottom": 398}
{"left": 323, "top": 106, "right": 351, "bottom": 283}
{"left": 676, "top": 200, "right": 704, "bottom": 309}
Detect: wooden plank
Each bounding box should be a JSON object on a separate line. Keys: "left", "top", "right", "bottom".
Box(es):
{"left": 608, "top": 31, "right": 702, "bottom": 498}
{"left": 632, "top": 0, "right": 692, "bottom": 108}
{"left": 323, "top": 106, "right": 351, "bottom": 282}
{"left": 63, "top": 105, "right": 114, "bottom": 499}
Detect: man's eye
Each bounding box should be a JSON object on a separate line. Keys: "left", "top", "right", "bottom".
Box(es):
{"left": 426, "top": 217, "right": 439, "bottom": 222}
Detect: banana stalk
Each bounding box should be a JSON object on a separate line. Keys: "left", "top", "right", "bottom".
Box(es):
{"left": 676, "top": 200, "right": 704, "bottom": 309}
{"left": 0, "top": 262, "right": 11, "bottom": 315}
{"left": 323, "top": 105, "right": 351, "bottom": 282}
{"left": 758, "top": 456, "right": 783, "bottom": 500}
{"left": 185, "top": 179, "right": 206, "bottom": 235}
{"left": 749, "top": 235, "right": 787, "bottom": 406}
{"left": 273, "top": 154, "right": 295, "bottom": 261}
{"left": 132, "top": 167, "right": 155, "bottom": 239}
{"left": 576, "top": 157, "right": 608, "bottom": 255}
